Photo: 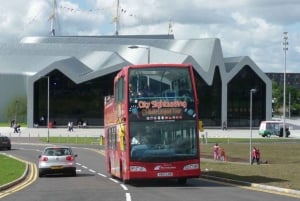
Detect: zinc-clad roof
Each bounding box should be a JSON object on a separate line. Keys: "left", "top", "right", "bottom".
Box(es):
{"left": 0, "top": 35, "right": 272, "bottom": 125}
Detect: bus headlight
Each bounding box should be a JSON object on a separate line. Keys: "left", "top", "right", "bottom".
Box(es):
{"left": 130, "top": 166, "right": 147, "bottom": 172}
{"left": 183, "top": 163, "right": 199, "bottom": 170}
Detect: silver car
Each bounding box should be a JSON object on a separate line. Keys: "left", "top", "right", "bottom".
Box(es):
{"left": 38, "top": 146, "right": 77, "bottom": 177}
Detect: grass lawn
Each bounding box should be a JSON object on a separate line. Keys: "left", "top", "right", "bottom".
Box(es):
{"left": 39, "top": 136, "right": 101, "bottom": 145}
{"left": 0, "top": 154, "right": 26, "bottom": 186}
{"left": 0, "top": 122, "right": 27, "bottom": 127}
{"left": 201, "top": 138, "right": 300, "bottom": 190}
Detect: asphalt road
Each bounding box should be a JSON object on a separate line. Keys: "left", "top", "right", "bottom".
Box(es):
{"left": 1, "top": 143, "right": 299, "bottom": 201}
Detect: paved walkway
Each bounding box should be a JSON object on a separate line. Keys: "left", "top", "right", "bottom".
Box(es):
{"left": 1, "top": 117, "right": 300, "bottom": 139}
{"left": 2, "top": 119, "right": 300, "bottom": 139}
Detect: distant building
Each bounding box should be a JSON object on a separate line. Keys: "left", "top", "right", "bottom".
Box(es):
{"left": 0, "top": 35, "right": 272, "bottom": 128}
{"left": 266, "top": 73, "right": 300, "bottom": 89}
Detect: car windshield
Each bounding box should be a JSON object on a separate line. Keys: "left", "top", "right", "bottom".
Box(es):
{"left": 0, "top": 137, "right": 9, "bottom": 141}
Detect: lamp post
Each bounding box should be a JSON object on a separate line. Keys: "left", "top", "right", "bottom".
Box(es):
{"left": 47, "top": 76, "right": 50, "bottom": 143}
{"left": 283, "top": 32, "right": 288, "bottom": 137}
{"left": 128, "top": 45, "right": 150, "bottom": 64}
{"left": 15, "top": 100, "right": 19, "bottom": 124}
{"left": 249, "top": 88, "right": 256, "bottom": 164}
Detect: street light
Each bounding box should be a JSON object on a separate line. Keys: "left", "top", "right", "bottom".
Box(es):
{"left": 249, "top": 88, "right": 256, "bottom": 164}
{"left": 47, "top": 76, "right": 50, "bottom": 143}
{"left": 128, "top": 45, "right": 150, "bottom": 64}
{"left": 15, "top": 100, "right": 19, "bottom": 124}
{"left": 283, "top": 32, "right": 288, "bottom": 137}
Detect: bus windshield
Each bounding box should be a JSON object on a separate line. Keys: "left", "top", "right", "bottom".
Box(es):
{"left": 130, "top": 121, "right": 198, "bottom": 162}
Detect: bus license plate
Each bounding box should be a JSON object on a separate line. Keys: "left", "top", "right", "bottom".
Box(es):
{"left": 157, "top": 172, "right": 173, "bottom": 177}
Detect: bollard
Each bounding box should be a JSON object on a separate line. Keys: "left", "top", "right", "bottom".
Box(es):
{"left": 99, "top": 136, "right": 104, "bottom": 145}
{"left": 205, "top": 132, "right": 208, "bottom": 144}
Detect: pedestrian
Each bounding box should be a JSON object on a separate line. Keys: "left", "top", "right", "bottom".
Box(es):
{"left": 213, "top": 143, "right": 220, "bottom": 160}
{"left": 255, "top": 148, "right": 260, "bottom": 165}
{"left": 220, "top": 147, "right": 226, "bottom": 161}
{"left": 68, "top": 121, "right": 74, "bottom": 132}
{"left": 13, "top": 124, "right": 21, "bottom": 133}
{"left": 222, "top": 121, "right": 227, "bottom": 130}
{"left": 251, "top": 147, "right": 260, "bottom": 165}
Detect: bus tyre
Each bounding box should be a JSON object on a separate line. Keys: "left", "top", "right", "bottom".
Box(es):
{"left": 177, "top": 178, "right": 187, "bottom": 185}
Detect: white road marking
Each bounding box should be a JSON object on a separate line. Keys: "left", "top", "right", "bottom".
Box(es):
{"left": 126, "top": 193, "right": 132, "bottom": 201}
{"left": 89, "top": 169, "right": 96, "bottom": 173}
{"left": 120, "top": 184, "right": 128, "bottom": 191}
{"left": 97, "top": 173, "right": 107, "bottom": 177}
{"left": 109, "top": 178, "right": 119, "bottom": 184}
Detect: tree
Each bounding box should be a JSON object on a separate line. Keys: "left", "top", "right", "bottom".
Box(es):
{"left": 5, "top": 96, "right": 27, "bottom": 124}
{"left": 272, "top": 81, "right": 300, "bottom": 116}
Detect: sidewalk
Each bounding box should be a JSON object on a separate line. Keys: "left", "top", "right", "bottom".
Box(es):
{"left": 0, "top": 127, "right": 104, "bottom": 138}
{"left": 1, "top": 126, "right": 300, "bottom": 139}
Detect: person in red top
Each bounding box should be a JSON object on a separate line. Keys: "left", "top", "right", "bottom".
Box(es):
{"left": 255, "top": 149, "right": 260, "bottom": 165}
{"left": 220, "top": 148, "right": 226, "bottom": 161}
{"left": 251, "top": 147, "right": 260, "bottom": 165}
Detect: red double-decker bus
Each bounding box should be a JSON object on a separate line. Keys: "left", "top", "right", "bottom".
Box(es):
{"left": 104, "top": 63, "right": 200, "bottom": 184}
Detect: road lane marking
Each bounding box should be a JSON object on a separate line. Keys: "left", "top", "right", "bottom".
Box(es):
{"left": 0, "top": 162, "right": 37, "bottom": 199}
{"left": 97, "top": 173, "right": 107, "bottom": 177}
{"left": 89, "top": 169, "right": 96, "bottom": 173}
{"left": 120, "top": 184, "right": 128, "bottom": 191}
{"left": 109, "top": 178, "right": 119, "bottom": 184}
{"left": 126, "top": 192, "right": 132, "bottom": 201}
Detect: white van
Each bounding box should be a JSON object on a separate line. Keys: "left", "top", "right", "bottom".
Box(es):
{"left": 258, "top": 121, "right": 290, "bottom": 137}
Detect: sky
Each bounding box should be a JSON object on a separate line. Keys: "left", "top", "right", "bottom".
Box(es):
{"left": 0, "top": 0, "right": 299, "bottom": 73}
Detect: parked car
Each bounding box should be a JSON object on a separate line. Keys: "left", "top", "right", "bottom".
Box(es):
{"left": 0, "top": 136, "right": 11, "bottom": 150}
{"left": 38, "top": 146, "right": 77, "bottom": 177}
{"left": 259, "top": 121, "right": 290, "bottom": 137}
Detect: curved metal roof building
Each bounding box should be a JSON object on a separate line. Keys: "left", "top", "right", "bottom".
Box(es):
{"left": 0, "top": 35, "right": 271, "bottom": 127}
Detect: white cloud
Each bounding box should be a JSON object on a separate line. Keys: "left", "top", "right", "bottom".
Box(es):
{"left": 0, "top": 0, "right": 299, "bottom": 73}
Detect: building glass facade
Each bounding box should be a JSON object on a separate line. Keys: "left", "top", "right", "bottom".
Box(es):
{"left": 34, "top": 70, "right": 115, "bottom": 126}
{"left": 33, "top": 66, "right": 266, "bottom": 128}
{"left": 195, "top": 68, "right": 222, "bottom": 127}
{"left": 227, "top": 66, "right": 265, "bottom": 127}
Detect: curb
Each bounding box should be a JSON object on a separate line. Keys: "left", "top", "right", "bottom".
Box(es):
{"left": 202, "top": 174, "right": 300, "bottom": 196}
{"left": 0, "top": 155, "right": 29, "bottom": 191}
